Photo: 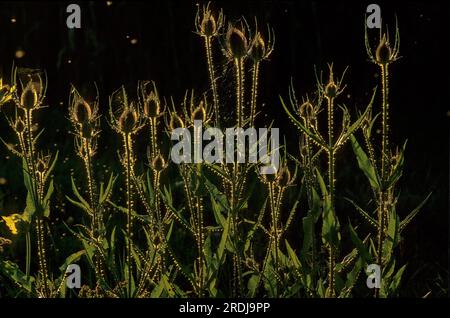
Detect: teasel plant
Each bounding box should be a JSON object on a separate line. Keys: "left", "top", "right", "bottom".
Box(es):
{"left": 342, "top": 19, "right": 431, "bottom": 297}
{"left": 248, "top": 21, "right": 275, "bottom": 126}
{"left": 222, "top": 21, "right": 250, "bottom": 128}
{"left": 109, "top": 87, "right": 145, "bottom": 297}
{"left": 1, "top": 67, "right": 58, "bottom": 297}
{"left": 281, "top": 64, "right": 376, "bottom": 297}
{"left": 162, "top": 92, "right": 219, "bottom": 297}
{"left": 195, "top": 1, "right": 224, "bottom": 126}
{"left": 258, "top": 153, "right": 297, "bottom": 295}
{"left": 66, "top": 85, "right": 117, "bottom": 292}
{"left": 133, "top": 81, "right": 176, "bottom": 295}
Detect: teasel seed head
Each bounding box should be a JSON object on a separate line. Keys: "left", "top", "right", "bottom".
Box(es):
{"left": 226, "top": 26, "right": 248, "bottom": 59}
{"left": 36, "top": 158, "right": 47, "bottom": 174}
{"left": 169, "top": 112, "right": 185, "bottom": 131}
{"left": 324, "top": 76, "right": 338, "bottom": 100}
{"left": 375, "top": 34, "right": 392, "bottom": 66}
{"left": 14, "top": 117, "right": 25, "bottom": 134}
{"left": 276, "top": 166, "right": 291, "bottom": 188}
{"left": 299, "top": 101, "right": 314, "bottom": 119}
{"left": 20, "top": 81, "right": 38, "bottom": 110}
{"left": 249, "top": 32, "right": 266, "bottom": 62}
{"left": 143, "top": 92, "right": 160, "bottom": 118}
{"left": 191, "top": 101, "right": 207, "bottom": 122}
{"left": 201, "top": 12, "right": 217, "bottom": 37}
{"left": 151, "top": 153, "right": 167, "bottom": 172}
{"left": 74, "top": 100, "right": 92, "bottom": 124}
{"left": 196, "top": 2, "right": 223, "bottom": 38}
{"left": 119, "top": 107, "right": 138, "bottom": 134}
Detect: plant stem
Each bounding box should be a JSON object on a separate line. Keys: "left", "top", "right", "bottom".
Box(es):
{"left": 124, "top": 133, "right": 133, "bottom": 297}
{"left": 250, "top": 62, "right": 260, "bottom": 126}
{"left": 381, "top": 64, "right": 390, "bottom": 181}
{"left": 327, "top": 97, "right": 336, "bottom": 297}
{"left": 25, "top": 108, "right": 49, "bottom": 297}
{"left": 235, "top": 58, "right": 245, "bottom": 128}
{"left": 204, "top": 36, "right": 220, "bottom": 126}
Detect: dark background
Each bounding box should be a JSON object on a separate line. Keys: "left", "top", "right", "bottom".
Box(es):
{"left": 0, "top": 0, "right": 448, "bottom": 296}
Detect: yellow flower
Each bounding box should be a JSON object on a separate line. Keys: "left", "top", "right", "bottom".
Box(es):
{"left": 1, "top": 214, "right": 21, "bottom": 235}
{"left": 0, "top": 78, "right": 16, "bottom": 107}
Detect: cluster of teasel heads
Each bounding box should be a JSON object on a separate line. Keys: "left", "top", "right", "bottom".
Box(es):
{"left": 0, "top": 3, "right": 429, "bottom": 299}
{"left": 1, "top": 69, "right": 59, "bottom": 297}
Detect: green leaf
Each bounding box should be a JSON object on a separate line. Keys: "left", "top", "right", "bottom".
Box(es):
{"left": 339, "top": 257, "right": 364, "bottom": 298}
{"left": 70, "top": 176, "right": 92, "bottom": 212}
{"left": 0, "top": 260, "right": 35, "bottom": 295}
{"left": 389, "top": 264, "right": 406, "bottom": 294}
{"left": 217, "top": 216, "right": 231, "bottom": 264}
{"left": 350, "top": 135, "right": 380, "bottom": 190}
{"left": 99, "top": 173, "right": 117, "bottom": 205}
{"left": 383, "top": 207, "right": 399, "bottom": 262}
{"left": 344, "top": 197, "right": 378, "bottom": 230}
{"left": 285, "top": 240, "right": 301, "bottom": 270}
{"left": 44, "top": 151, "right": 58, "bottom": 181}
{"left": 42, "top": 179, "right": 54, "bottom": 218}
{"left": 400, "top": 192, "right": 431, "bottom": 232}
{"left": 348, "top": 222, "right": 372, "bottom": 263}
{"left": 59, "top": 250, "right": 85, "bottom": 272}
{"left": 247, "top": 274, "right": 260, "bottom": 298}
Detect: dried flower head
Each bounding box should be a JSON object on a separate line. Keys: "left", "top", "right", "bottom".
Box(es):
{"left": 109, "top": 86, "right": 145, "bottom": 136}
{"left": 224, "top": 24, "right": 249, "bottom": 60}
{"left": 20, "top": 81, "right": 39, "bottom": 110}
{"left": 119, "top": 107, "right": 139, "bottom": 134}
{"left": 317, "top": 63, "right": 347, "bottom": 101}
{"left": 150, "top": 152, "right": 167, "bottom": 172}
{"left": 276, "top": 166, "right": 292, "bottom": 188}
{"left": 195, "top": 2, "right": 224, "bottom": 38}
{"left": 74, "top": 100, "right": 93, "bottom": 124}
{"left": 248, "top": 24, "right": 275, "bottom": 63}
{"left": 139, "top": 81, "right": 163, "bottom": 119}
{"left": 365, "top": 20, "right": 400, "bottom": 66}
{"left": 191, "top": 101, "right": 207, "bottom": 122}
{"left": 14, "top": 117, "right": 26, "bottom": 134}
{"left": 168, "top": 112, "right": 185, "bottom": 131}
{"left": 13, "top": 68, "right": 47, "bottom": 112}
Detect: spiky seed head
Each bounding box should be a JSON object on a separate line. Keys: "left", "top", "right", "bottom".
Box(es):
{"left": 226, "top": 26, "right": 248, "bottom": 59}
{"left": 375, "top": 34, "right": 392, "bottom": 65}
{"left": 277, "top": 166, "right": 291, "bottom": 187}
{"left": 299, "top": 101, "right": 314, "bottom": 119}
{"left": 15, "top": 117, "right": 25, "bottom": 133}
{"left": 249, "top": 32, "right": 266, "bottom": 62}
{"left": 200, "top": 11, "right": 217, "bottom": 37}
{"left": 152, "top": 153, "right": 166, "bottom": 172}
{"left": 36, "top": 158, "right": 47, "bottom": 174}
{"left": 169, "top": 113, "right": 185, "bottom": 130}
{"left": 324, "top": 78, "right": 338, "bottom": 99}
{"left": 143, "top": 92, "right": 160, "bottom": 118}
{"left": 192, "top": 102, "right": 207, "bottom": 122}
{"left": 119, "top": 108, "right": 138, "bottom": 134}
{"left": 20, "top": 82, "right": 38, "bottom": 110}
{"left": 74, "top": 100, "right": 92, "bottom": 124}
